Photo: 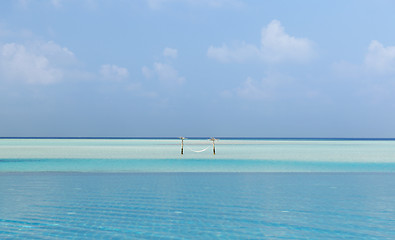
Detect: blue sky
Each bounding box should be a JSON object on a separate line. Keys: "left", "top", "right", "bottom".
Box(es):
{"left": 1, "top": 0, "right": 395, "bottom": 137}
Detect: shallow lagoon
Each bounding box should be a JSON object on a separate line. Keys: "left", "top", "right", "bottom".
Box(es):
{"left": 1, "top": 138, "right": 395, "bottom": 172}
{"left": 1, "top": 139, "right": 395, "bottom": 239}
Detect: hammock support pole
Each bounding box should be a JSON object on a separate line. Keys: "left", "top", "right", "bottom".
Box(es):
{"left": 210, "top": 137, "right": 217, "bottom": 155}
{"left": 179, "top": 137, "right": 186, "bottom": 155}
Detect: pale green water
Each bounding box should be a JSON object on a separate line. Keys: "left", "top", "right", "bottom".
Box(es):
{"left": 1, "top": 139, "right": 395, "bottom": 172}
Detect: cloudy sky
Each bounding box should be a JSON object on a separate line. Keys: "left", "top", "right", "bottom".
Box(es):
{"left": 1, "top": 0, "right": 395, "bottom": 137}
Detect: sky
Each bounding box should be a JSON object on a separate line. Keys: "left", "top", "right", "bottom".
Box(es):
{"left": 1, "top": 0, "right": 395, "bottom": 138}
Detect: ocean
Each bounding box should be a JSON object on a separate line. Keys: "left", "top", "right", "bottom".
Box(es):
{"left": 1, "top": 138, "right": 395, "bottom": 239}
{"left": 1, "top": 138, "right": 395, "bottom": 172}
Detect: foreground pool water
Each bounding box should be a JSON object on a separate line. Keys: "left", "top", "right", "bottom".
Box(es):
{"left": 1, "top": 173, "right": 395, "bottom": 239}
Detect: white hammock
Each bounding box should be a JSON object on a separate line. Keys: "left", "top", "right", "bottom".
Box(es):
{"left": 186, "top": 146, "right": 211, "bottom": 153}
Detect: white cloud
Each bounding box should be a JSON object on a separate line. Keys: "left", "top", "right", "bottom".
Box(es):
{"left": 364, "top": 40, "right": 395, "bottom": 74}
{"left": 236, "top": 77, "right": 277, "bottom": 100}
{"left": 332, "top": 60, "right": 362, "bottom": 78}
{"left": 221, "top": 73, "right": 296, "bottom": 101}
{"left": 261, "top": 20, "right": 314, "bottom": 63}
{"left": 153, "top": 62, "right": 185, "bottom": 84}
{"left": 35, "top": 41, "right": 73, "bottom": 55}
{"left": 0, "top": 41, "right": 75, "bottom": 84}
{"left": 143, "top": 49, "right": 185, "bottom": 85}
{"left": 127, "top": 82, "right": 158, "bottom": 98}
{"left": 141, "top": 66, "right": 152, "bottom": 79}
{"left": 163, "top": 47, "right": 178, "bottom": 58}
{"left": 208, "top": 20, "right": 314, "bottom": 64}
{"left": 220, "top": 89, "right": 233, "bottom": 98}
{"left": 33, "top": 41, "right": 75, "bottom": 66}
{"left": 100, "top": 64, "right": 129, "bottom": 81}
{"left": 207, "top": 42, "right": 260, "bottom": 63}
{"left": 142, "top": 63, "right": 185, "bottom": 84}
{"left": 334, "top": 40, "right": 395, "bottom": 78}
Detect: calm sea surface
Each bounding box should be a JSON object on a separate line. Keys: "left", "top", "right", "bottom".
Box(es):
{"left": 1, "top": 139, "right": 395, "bottom": 239}
{"left": 1, "top": 138, "right": 395, "bottom": 172}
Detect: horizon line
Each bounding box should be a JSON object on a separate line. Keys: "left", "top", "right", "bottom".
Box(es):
{"left": 1, "top": 137, "right": 395, "bottom": 140}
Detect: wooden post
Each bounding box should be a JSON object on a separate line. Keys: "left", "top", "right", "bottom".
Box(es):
{"left": 213, "top": 141, "right": 215, "bottom": 155}
{"left": 210, "top": 137, "right": 217, "bottom": 155}
{"left": 180, "top": 137, "right": 185, "bottom": 155}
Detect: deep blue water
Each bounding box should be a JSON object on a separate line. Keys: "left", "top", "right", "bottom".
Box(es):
{"left": 1, "top": 173, "right": 395, "bottom": 239}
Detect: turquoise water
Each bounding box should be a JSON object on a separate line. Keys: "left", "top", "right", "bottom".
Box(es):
{"left": 1, "top": 139, "right": 395, "bottom": 239}
{"left": 1, "top": 173, "right": 395, "bottom": 239}
{"left": 1, "top": 138, "right": 395, "bottom": 172}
